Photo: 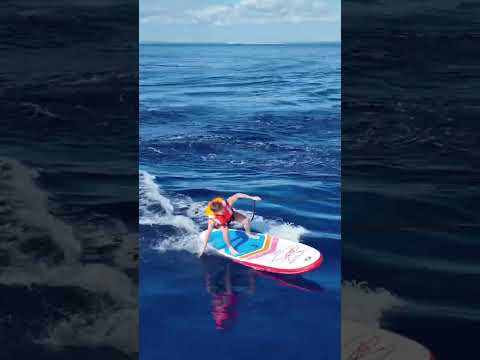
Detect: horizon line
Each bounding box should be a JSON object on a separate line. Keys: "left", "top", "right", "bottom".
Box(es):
{"left": 140, "top": 40, "right": 341, "bottom": 45}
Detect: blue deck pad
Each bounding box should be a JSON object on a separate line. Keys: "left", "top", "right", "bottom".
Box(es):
{"left": 209, "top": 230, "right": 266, "bottom": 256}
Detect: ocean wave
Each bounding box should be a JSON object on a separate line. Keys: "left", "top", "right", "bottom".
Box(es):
{"left": 0, "top": 157, "right": 137, "bottom": 354}
{"left": 139, "top": 170, "right": 310, "bottom": 255}
{"left": 37, "top": 308, "right": 137, "bottom": 354}
{"left": 20, "top": 102, "right": 60, "bottom": 119}
{"left": 0, "top": 158, "right": 80, "bottom": 263}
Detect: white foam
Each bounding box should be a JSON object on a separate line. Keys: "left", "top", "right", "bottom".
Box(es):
{"left": 250, "top": 214, "right": 309, "bottom": 242}
{"left": 139, "top": 170, "right": 174, "bottom": 214}
{"left": 37, "top": 308, "right": 138, "bottom": 354}
{"left": 266, "top": 222, "right": 309, "bottom": 242}
{"left": 0, "top": 158, "right": 137, "bottom": 354}
{"left": 0, "top": 263, "right": 136, "bottom": 304}
{"left": 0, "top": 158, "right": 81, "bottom": 263}
{"left": 139, "top": 170, "right": 199, "bottom": 235}
{"left": 148, "top": 147, "right": 164, "bottom": 155}
{"left": 139, "top": 170, "right": 202, "bottom": 254}
{"left": 75, "top": 216, "right": 137, "bottom": 271}
{"left": 20, "top": 102, "right": 59, "bottom": 119}
{"left": 139, "top": 171, "right": 200, "bottom": 233}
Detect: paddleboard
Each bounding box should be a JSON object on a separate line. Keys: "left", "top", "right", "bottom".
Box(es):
{"left": 199, "top": 229, "right": 323, "bottom": 274}
{"left": 343, "top": 320, "right": 434, "bottom": 360}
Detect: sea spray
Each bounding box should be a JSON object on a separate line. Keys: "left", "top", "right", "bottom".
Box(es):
{"left": 139, "top": 170, "right": 310, "bottom": 256}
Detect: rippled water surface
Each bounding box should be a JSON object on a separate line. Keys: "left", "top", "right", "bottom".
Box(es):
{"left": 140, "top": 43, "right": 341, "bottom": 360}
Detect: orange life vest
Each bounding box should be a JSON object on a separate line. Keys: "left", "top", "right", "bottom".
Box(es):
{"left": 205, "top": 197, "right": 234, "bottom": 226}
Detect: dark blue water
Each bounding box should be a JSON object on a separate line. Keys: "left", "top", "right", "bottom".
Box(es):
{"left": 140, "top": 44, "right": 341, "bottom": 360}
{"left": 342, "top": 9, "right": 480, "bottom": 358}
{"left": 0, "top": 2, "right": 138, "bottom": 358}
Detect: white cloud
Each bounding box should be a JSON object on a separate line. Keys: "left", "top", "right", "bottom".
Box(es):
{"left": 140, "top": 14, "right": 180, "bottom": 24}
{"left": 141, "top": 0, "right": 336, "bottom": 26}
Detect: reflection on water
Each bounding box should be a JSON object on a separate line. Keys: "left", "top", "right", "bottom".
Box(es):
{"left": 204, "top": 261, "right": 253, "bottom": 330}
{"left": 201, "top": 257, "right": 323, "bottom": 331}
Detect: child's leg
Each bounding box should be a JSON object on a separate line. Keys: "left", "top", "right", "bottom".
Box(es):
{"left": 220, "top": 226, "right": 238, "bottom": 255}
{"left": 233, "top": 211, "right": 255, "bottom": 237}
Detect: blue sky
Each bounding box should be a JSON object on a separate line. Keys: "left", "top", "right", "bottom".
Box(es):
{"left": 140, "top": 0, "right": 340, "bottom": 43}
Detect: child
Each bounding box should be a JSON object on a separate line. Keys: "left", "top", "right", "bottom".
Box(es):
{"left": 199, "top": 193, "right": 262, "bottom": 257}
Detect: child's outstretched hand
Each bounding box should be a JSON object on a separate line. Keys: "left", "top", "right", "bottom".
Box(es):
{"left": 251, "top": 196, "right": 262, "bottom": 201}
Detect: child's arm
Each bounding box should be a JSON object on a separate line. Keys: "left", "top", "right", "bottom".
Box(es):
{"left": 198, "top": 220, "right": 215, "bottom": 257}
{"left": 227, "top": 193, "right": 262, "bottom": 206}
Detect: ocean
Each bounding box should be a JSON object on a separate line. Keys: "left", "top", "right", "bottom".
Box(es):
{"left": 342, "top": 13, "right": 480, "bottom": 358}
{"left": 139, "top": 43, "right": 341, "bottom": 360}
{"left": 0, "top": 7, "right": 138, "bottom": 357}
{"left": 0, "top": 2, "right": 474, "bottom": 357}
